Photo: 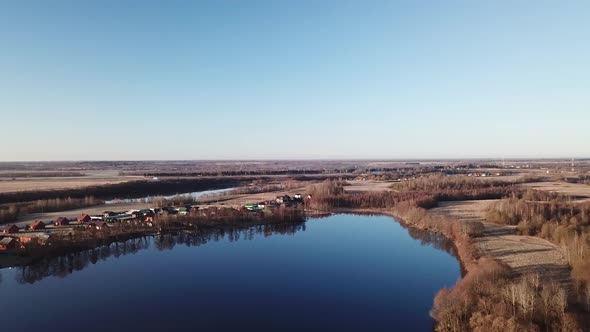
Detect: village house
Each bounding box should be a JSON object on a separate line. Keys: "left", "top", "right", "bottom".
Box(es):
{"left": 161, "top": 207, "right": 177, "bottom": 215}
{"left": 30, "top": 221, "right": 46, "bottom": 231}
{"left": 77, "top": 214, "right": 91, "bottom": 223}
{"left": 3, "top": 224, "right": 19, "bottom": 234}
{"left": 54, "top": 217, "right": 70, "bottom": 226}
{"left": 0, "top": 237, "right": 17, "bottom": 251}
{"left": 126, "top": 210, "right": 141, "bottom": 218}
{"left": 276, "top": 196, "right": 286, "bottom": 204}
{"left": 105, "top": 213, "right": 135, "bottom": 223}
{"left": 244, "top": 203, "right": 259, "bottom": 211}
{"left": 139, "top": 209, "right": 155, "bottom": 218}
{"left": 19, "top": 234, "right": 51, "bottom": 246}
{"left": 103, "top": 211, "right": 117, "bottom": 217}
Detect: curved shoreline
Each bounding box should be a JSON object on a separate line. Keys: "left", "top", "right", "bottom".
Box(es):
{"left": 325, "top": 208, "right": 474, "bottom": 274}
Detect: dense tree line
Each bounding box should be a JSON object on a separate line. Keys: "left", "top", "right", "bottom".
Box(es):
{"left": 305, "top": 178, "right": 517, "bottom": 212}
{"left": 391, "top": 174, "right": 508, "bottom": 192}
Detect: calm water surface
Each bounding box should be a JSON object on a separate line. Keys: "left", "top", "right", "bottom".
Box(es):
{"left": 0, "top": 214, "right": 460, "bottom": 331}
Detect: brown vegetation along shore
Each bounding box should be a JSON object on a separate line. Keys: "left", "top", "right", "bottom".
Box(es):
{"left": 304, "top": 179, "right": 590, "bottom": 331}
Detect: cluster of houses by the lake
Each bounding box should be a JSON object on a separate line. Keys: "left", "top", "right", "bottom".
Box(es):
{"left": 0, "top": 193, "right": 309, "bottom": 253}
{"left": 245, "top": 194, "right": 307, "bottom": 211}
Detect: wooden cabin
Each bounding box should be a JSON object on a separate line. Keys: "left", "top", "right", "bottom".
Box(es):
{"left": 0, "top": 237, "right": 17, "bottom": 250}
{"left": 54, "top": 217, "right": 70, "bottom": 226}
{"left": 3, "top": 224, "right": 19, "bottom": 234}
{"left": 30, "top": 221, "right": 46, "bottom": 231}
{"left": 77, "top": 214, "right": 91, "bottom": 223}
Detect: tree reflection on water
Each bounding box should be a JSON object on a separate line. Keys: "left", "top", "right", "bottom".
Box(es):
{"left": 15, "top": 216, "right": 458, "bottom": 285}
{"left": 16, "top": 222, "right": 307, "bottom": 284}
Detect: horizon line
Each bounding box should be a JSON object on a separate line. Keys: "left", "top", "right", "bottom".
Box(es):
{"left": 1, "top": 157, "right": 589, "bottom": 163}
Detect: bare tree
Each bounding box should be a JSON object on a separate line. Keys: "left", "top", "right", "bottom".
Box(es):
{"left": 514, "top": 279, "right": 534, "bottom": 318}
{"left": 503, "top": 283, "right": 519, "bottom": 317}
{"left": 540, "top": 283, "right": 556, "bottom": 326}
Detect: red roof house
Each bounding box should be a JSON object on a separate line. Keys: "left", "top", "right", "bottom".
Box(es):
{"left": 30, "top": 221, "right": 46, "bottom": 231}
{"left": 54, "top": 217, "right": 70, "bottom": 226}
{"left": 0, "top": 237, "right": 17, "bottom": 250}
{"left": 77, "top": 214, "right": 91, "bottom": 223}
{"left": 3, "top": 224, "right": 19, "bottom": 234}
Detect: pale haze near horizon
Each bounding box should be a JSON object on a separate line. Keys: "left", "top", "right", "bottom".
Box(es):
{"left": 1, "top": 1, "right": 589, "bottom": 161}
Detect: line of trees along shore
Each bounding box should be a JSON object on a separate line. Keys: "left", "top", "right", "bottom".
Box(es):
{"left": 304, "top": 178, "right": 589, "bottom": 331}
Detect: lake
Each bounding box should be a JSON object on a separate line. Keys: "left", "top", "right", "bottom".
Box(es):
{"left": 0, "top": 214, "right": 460, "bottom": 331}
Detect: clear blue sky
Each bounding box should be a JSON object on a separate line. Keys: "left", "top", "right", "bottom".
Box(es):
{"left": 1, "top": 1, "right": 588, "bottom": 161}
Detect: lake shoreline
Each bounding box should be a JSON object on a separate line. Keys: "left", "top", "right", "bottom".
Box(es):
{"left": 2, "top": 207, "right": 464, "bottom": 272}
{"left": 328, "top": 208, "right": 471, "bottom": 276}
{"left": 1, "top": 206, "right": 308, "bottom": 268}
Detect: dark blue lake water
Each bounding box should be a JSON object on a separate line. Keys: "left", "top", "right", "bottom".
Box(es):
{"left": 0, "top": 214, "right": 460, "bottom": 331}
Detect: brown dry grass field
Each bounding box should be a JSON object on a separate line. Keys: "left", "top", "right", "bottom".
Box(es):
{"left": 0, "top": 175, "right": 142, "bottom": 194}
{"left": 430, "top": 200, "right": 572, "bottom": 293}
{"left": 520, "top": 181, "right": 590, "bottom": 199}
